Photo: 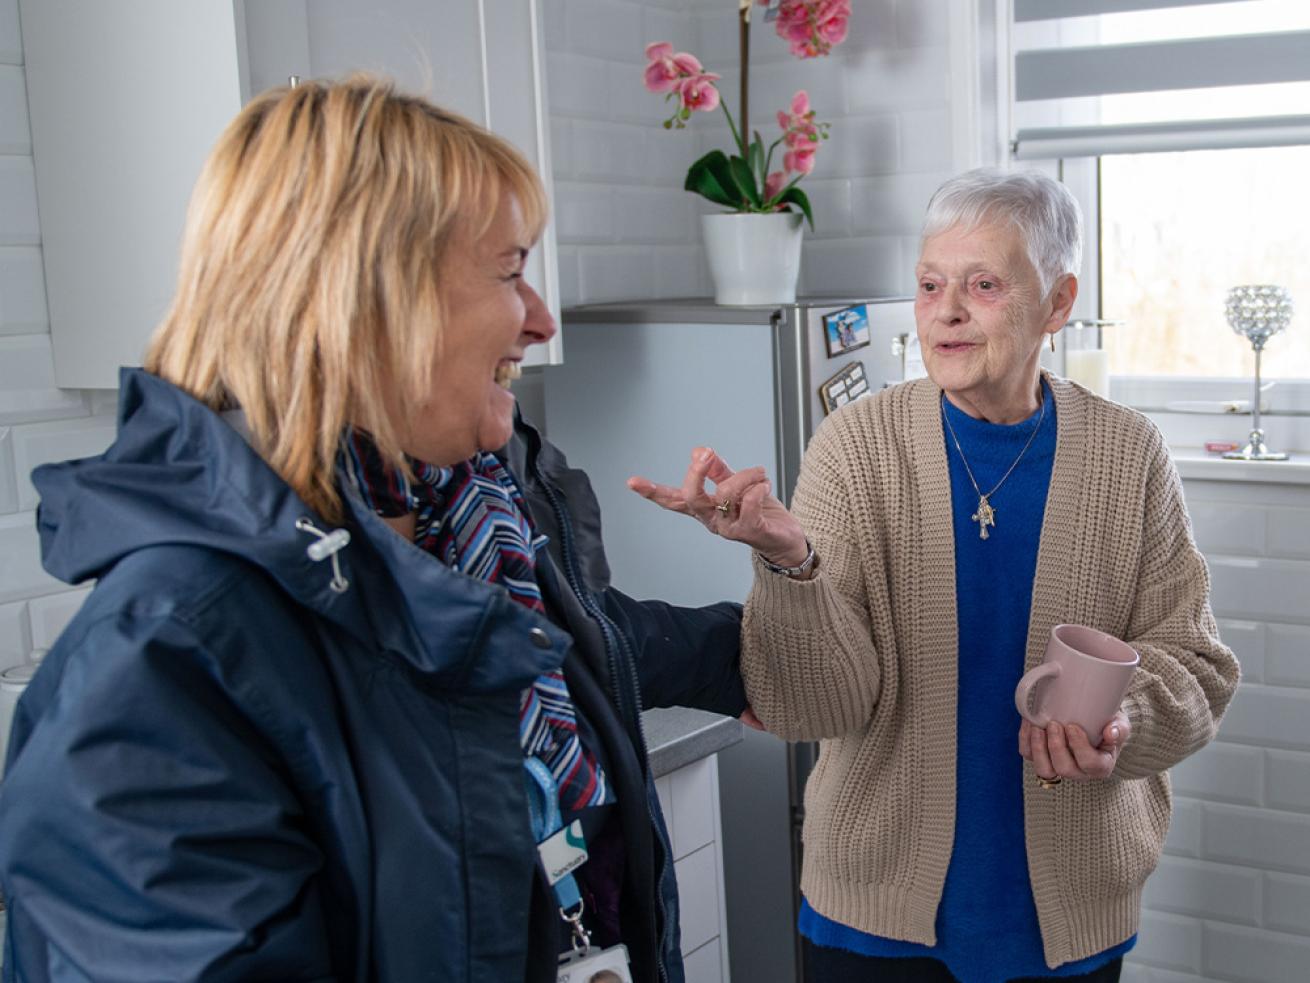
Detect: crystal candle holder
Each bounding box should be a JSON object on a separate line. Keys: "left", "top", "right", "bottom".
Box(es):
{"left": 1223, "top": 285, "right": 1293, "bottom": 462}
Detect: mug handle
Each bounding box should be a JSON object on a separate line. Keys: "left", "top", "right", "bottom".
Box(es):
{"left": 1014, "top": 662, "right": 1061, "bottom": 728}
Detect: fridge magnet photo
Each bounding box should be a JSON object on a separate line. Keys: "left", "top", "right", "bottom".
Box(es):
{"left": 823, "top": 304, "right": 871, "bottom": 357}
{"left": 819, "top": 360, "right": 871, "bottom": 416}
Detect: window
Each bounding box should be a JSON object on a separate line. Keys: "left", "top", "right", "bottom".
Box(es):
{"left": 1007, "top": 0, "right": 1310, "bottom": 398}
{"left": 1099, "top": 144, "right": 1310, "bottom": 379}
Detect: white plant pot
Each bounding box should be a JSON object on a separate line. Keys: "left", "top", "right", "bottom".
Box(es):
{"left": 701, "top": 211, "right": 804, "bottom": 306}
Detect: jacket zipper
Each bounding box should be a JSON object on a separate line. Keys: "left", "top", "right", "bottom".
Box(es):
{"left": 531, "top": 464, "right": 672, "bottom": 983}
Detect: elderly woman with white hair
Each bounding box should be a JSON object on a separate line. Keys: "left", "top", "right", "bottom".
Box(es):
{"left": 632, "top": 168, "right": 1239, "bottom": 982}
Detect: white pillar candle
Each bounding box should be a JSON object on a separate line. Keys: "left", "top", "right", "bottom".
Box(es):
{"left": 1065, "top": 348, "right": 1110, "bottom": 397}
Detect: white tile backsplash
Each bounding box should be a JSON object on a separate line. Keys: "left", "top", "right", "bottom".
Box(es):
{"left": 553, "top": 183, "right": 614, "bottom": 242}
{"left": 1264, "top": 872, "right": 1310, "bottom": 936}
{"left": 1132, "top": 910, "right": 1203, "bottom": 974}
{"left": 800, "top": 235, "right": 903, "bottom": 297}
{"left": 566, "top": 0, "right": 643, "bottom": 62}
{"left": 0, "top": 335, "right": 88, "bottom": 426}
{"left": 1141, "top": 855, "right": 1262, "bottom": 926}
{"left": 824, "top": 113, "right": 901, "bottom": 178}
{"left": 0, "top": 599, "right": 29, "bottom": 667}
{"left": 0, "top": 425, "right": 14, "bottom": 514}
{"left": 1267, "top": 623, "right": 1310, "bottom": 689}
{"left": 1168, "top": 741, "right": 1264, "bottom": 806}
{"left": 1266, "top": 750, "right": 1310, "bottom": 814}
{"left": 577, "top": 245, "right": 655, "bottom": 302}
{"left": 850, "top": 171, "right": 952, "bottom": 235}
{"left": 11, "top": 415, "right": 117, "bottom": 511}
{"left": 0, "top": 246, "right": 49, "bottom": 335}
{"left": 0, "top": 510, "right": 71, "bottom": 605}
{"left": 1204, "top": 803, "right": 1310, "bottom": 876}
{"left": 1219, "top": 683, "right": 1310, "bottom": 752}
{"left": 1203, "top": 922, "right": 1310, "bottom": 983}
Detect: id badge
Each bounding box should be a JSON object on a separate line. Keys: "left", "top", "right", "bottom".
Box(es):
{"left": 557, "top": 943, "right": 633, "bottom": 983}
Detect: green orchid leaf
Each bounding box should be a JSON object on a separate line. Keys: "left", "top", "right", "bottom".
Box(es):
{"left": 777, "top": 186, "right": 815, "bottom": 231}
{"left": 729, "top": 155, "right": 761, "bottom": 207}
{"left": 749, "top": 132, "right": 765, "bottom": 179}
{"left": 685, "top": 150, "right": 741, "bottom": 208}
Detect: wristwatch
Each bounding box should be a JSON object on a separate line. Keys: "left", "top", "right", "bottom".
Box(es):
{"left": 759, "top": 541, "right": 817, "bottom": 578}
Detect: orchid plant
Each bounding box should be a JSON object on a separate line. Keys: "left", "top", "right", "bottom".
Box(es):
{"left": 643, "top": 0, "right": 850, "bottom": 230}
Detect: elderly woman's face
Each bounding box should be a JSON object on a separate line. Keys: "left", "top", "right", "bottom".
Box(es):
{"left": 407, "top": 195, "right": 556, "bottom": 465}
{"left": 914, "top": 220, "right": 1070, "bottom": 417}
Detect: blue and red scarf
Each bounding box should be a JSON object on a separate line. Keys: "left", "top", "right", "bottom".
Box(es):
{"left": 344, "top": 432, "right": 608, "bottom": 811}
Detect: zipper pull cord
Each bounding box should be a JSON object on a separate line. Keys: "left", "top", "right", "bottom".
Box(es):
{"left": 295, "top": 517, "right": 351, "bottom": 594}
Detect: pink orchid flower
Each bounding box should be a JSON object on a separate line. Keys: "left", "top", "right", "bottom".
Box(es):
{"left": 764, "top": 170, "right": 787, "bottom": 201}
{"left": 679, "top": 73, "right": 722, "bottom": 113}
{"left": 774, "top": 0, "right": 851, "bottom": 58}
{"left": 783, "top": 145, "right": 817, "bottom": 175}
{"left": 643, "top": 42, "right": 680, "bottom": 93}
{"left": 644, "top": 43, "right": 707, "bottom": 94}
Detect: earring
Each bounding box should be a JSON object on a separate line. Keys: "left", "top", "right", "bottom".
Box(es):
{"left": 1048, "top": 334, "right": 1056, "bottom": 353}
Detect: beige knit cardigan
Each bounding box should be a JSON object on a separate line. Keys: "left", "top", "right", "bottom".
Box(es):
{"left": 741, "top": 372, "right": 1240, "bottom": 969}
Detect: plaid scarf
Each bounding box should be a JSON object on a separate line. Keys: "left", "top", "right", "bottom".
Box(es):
{"left": 343, "top": 432, "right": 608, "bottom": 811}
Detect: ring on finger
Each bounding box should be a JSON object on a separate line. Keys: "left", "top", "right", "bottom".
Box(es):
{"left": 1036, "top": 774, "right": 1062, "bottom": 790}
{"left": 715, "top": 500, "right": 732, "bottom": 514}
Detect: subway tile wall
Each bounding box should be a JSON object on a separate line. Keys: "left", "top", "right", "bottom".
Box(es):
{"left": 1120, "top": 476, "right": 1310, "bottom": 983}
{"left": 544, "top": 0, "right": 958, "bottom": 307}
{"left": 0, "top": 0, "right": 100, "bottom": 668}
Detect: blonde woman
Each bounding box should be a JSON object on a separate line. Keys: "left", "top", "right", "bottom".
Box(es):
{"left": 0, "top": 78, "right": 747, "bottom": 983}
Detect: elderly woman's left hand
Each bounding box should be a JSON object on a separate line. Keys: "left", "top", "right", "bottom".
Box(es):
{"left": 1019, "top": 711, "right": 1130, "bottom": 782}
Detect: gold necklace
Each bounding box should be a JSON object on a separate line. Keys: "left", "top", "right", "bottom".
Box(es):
{"left": 940, "top": 391, "right": 1047, "bottom": 541}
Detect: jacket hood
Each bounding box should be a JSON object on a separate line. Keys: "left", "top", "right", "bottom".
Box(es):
{"left": 32, "top": 369, "right": 569, "bottom": 690}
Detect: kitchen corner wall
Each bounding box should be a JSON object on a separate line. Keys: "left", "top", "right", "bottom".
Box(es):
{"left": 0, "top": 0, "right": 108, "bottom": 667}
{"left": 545, "top": 0, "right": 959, "bottom": 306}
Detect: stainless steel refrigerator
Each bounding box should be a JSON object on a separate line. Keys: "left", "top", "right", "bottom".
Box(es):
{"left": 540, "top": 297, "right": 920, "bottom": 983}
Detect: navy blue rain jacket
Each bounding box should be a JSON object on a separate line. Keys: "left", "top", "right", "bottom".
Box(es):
{"left": 0, "top": 369, "right": 745, "bottom": 983}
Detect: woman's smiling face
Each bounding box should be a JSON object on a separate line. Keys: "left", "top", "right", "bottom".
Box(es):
{"left": 914, "top": 219, "right": 1074, "bottom": 421}
{"left": 405, "top": 194, "right": 556, "bottom": 466}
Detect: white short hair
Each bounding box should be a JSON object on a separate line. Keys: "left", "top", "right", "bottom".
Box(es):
{"left": 922, "top": 168, "right": 1083, "bottom": 296}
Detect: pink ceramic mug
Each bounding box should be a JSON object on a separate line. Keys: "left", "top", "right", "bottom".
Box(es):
{"left": 1014, "top": 624, "right": 1140, "bottom": 747}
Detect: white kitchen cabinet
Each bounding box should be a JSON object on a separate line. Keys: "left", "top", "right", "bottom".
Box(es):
{"left": 655, "top": 754, "right": 734, "bottom": 983}
{"left": 20, "top": 0, "right": 560, "bottom": 389}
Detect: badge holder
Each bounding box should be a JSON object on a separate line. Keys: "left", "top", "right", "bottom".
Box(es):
{"left": 524, "top": 758, "right": 634, "bottom": 983}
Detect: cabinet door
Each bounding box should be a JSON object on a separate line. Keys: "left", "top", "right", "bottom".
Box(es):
{"left": 296, "top": 0, "right": 562, "bottom": 365}
{"left": 19, "top": 0, "right": 244, "bottom": 389}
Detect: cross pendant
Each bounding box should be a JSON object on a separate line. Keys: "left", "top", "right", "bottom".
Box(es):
{"left": 972, "top": 494, "right": 996, "bottom": 540}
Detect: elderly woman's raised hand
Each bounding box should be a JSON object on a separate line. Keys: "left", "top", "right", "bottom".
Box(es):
{"left": 627, "top": 447, "right": 810, "bottom": 567}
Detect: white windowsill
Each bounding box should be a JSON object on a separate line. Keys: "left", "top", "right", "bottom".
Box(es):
{"left": 1170, "top": 447, "right": 1310, "bottom": 485}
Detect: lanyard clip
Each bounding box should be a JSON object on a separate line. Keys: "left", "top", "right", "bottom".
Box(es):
{"left": 561, "top": 899, "right": 591, "bottom": 955}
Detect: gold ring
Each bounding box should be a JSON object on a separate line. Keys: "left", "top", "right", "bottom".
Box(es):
{"left": 715, "top": 500, "right": 732, "bottom": 514}
{"left": 1036, "top": 774, "right": 1062, "bottom": 790}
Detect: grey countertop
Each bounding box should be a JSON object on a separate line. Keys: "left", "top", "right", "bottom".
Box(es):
{"left": 641, "top": 706, "right": 744, "bottom": 778}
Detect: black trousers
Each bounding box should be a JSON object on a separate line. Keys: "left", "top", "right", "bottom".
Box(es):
{"left": 802, "top": 938, "right": 1123, "bottom": 983}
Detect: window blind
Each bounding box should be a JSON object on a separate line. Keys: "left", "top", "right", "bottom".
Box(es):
{"left": 1010, "top": 1, "right": 1310, "bottom": 159}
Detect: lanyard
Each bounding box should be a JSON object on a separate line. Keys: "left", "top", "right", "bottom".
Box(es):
{"left": 523, "top": 756, "right": 592, "bottom": 954}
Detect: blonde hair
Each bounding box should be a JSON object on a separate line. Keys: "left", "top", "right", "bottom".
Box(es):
{"left": 145, "top": 75, "right": 547, "bottom": 521}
